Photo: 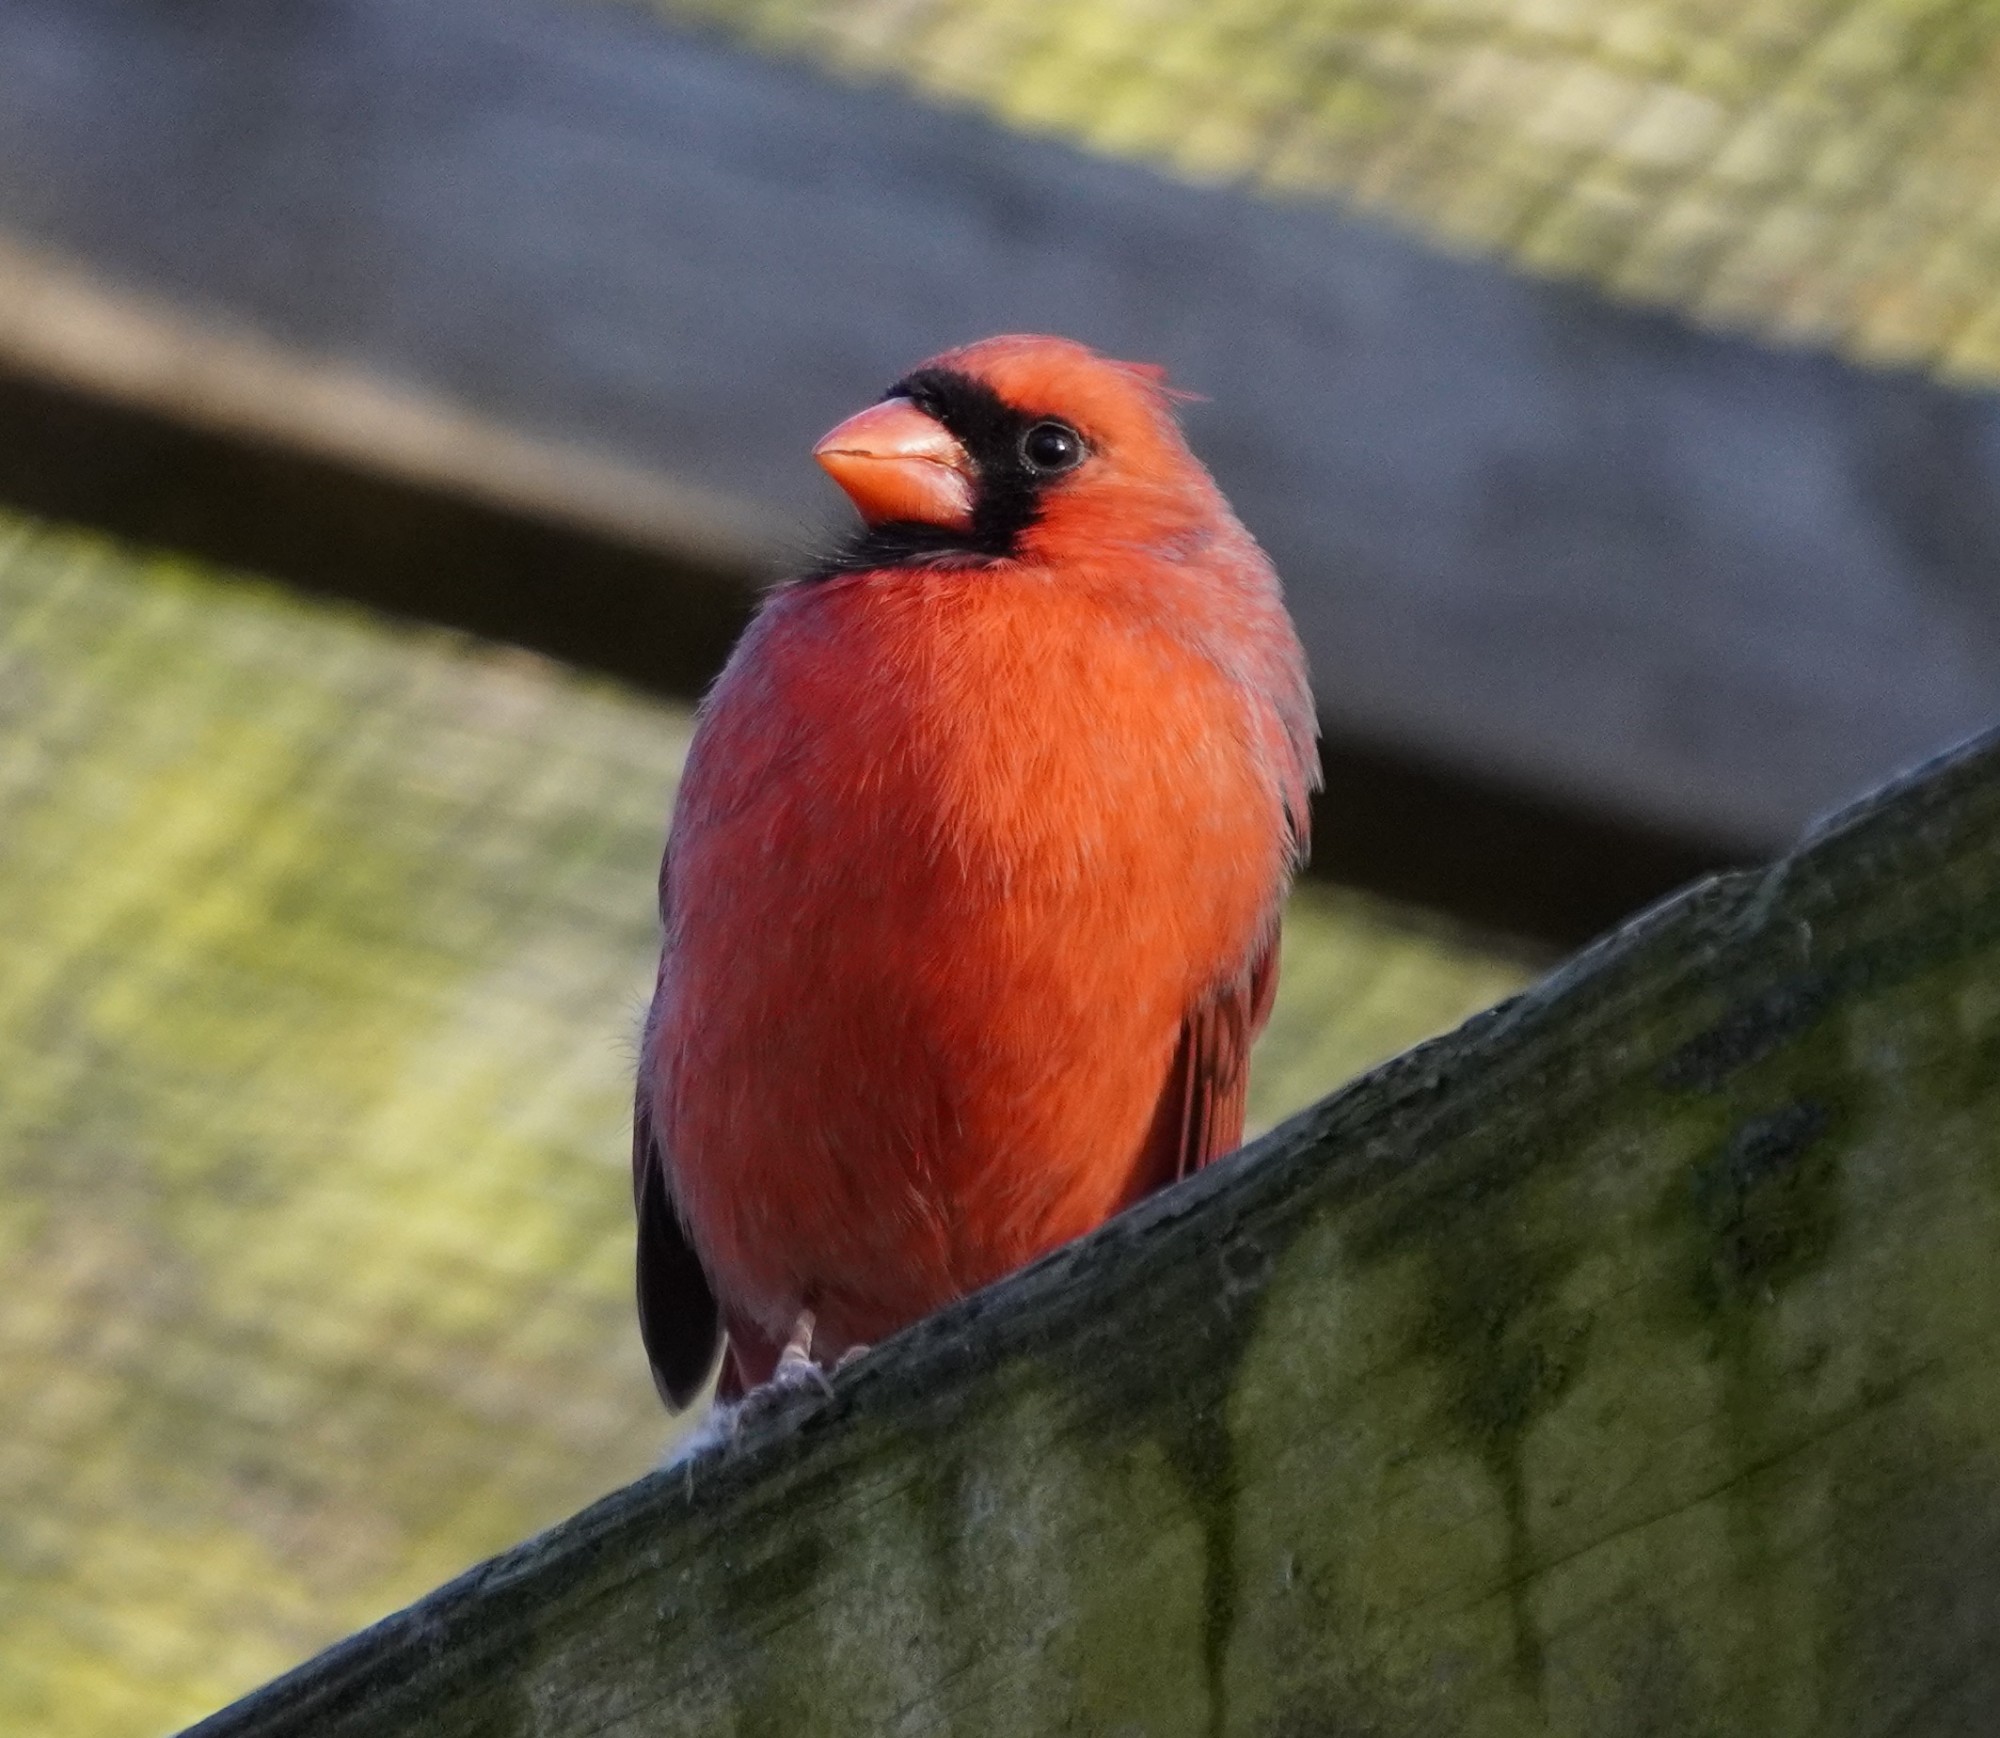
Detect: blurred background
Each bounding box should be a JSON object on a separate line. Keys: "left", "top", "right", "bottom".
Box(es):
{"left": 2, "top": 0, "right": 1997, "bottom": 1731}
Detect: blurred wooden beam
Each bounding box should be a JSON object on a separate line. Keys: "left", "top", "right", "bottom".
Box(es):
{"left": 0, "top": 354, "right": 757, "bottom": 706}
{"left": 4, "top": 0, "right": 1997, "bottom": 939}
{"left": 0, "top": 343, "right": 1721, "bottom": 947}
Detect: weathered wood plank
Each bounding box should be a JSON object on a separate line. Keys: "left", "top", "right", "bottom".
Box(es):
{"left": 180, "top": 725, "right": 2000, "bottom": 1736}
{"left": 4, "top": 0, "right": 1999, "bottom": 878}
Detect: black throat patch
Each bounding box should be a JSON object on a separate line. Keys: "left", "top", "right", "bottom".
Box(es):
{"left": 811, "top": 367, "right": 1063, "bottom": 576}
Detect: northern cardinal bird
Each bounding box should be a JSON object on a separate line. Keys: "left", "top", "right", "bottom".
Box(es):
{"left": 635, "top": 334, "right": 1318, "bottom": 1409}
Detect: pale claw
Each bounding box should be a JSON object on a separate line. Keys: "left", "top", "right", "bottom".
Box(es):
{"left": 770, "top": 1308, "right": 835, "bottom": 1398}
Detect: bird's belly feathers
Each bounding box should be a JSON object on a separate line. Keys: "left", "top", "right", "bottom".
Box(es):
{"left": 651, "top": 576, "right": 1288, "bottom": 1355}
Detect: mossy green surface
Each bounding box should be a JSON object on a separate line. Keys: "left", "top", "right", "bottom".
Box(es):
{"left": 0, "top": 507, "right": 1524, "bottom": 1738}
{"left": 179, "top": 720, "right": 2000, "bottom": 1736}
{"left": 0, "top": 514, "right": 695, "bottom": 1737}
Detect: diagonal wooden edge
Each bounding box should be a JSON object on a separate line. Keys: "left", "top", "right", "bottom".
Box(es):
{"left": 177, "top": 719, "right": 2000, "bottom": 1736}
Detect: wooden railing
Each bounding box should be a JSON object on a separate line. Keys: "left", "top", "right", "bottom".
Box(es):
{"left": 183, "top": 724, "right": 2000, "bottom": 1737}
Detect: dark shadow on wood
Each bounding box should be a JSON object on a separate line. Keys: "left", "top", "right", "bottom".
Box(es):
{"left": 0, "top": 362, "right": 757, "bottom": 705}
{"left": 1309, "top": 740, "right": 1743, "bottom": 946}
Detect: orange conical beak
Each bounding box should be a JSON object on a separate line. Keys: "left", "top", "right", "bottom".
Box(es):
{"left": 813, "top": 398, "right": 976, "bottom": 530}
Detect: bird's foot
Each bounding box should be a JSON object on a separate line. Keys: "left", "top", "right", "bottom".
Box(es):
{"left": 728, "top": 1308, "right": 832, "bottom": 1435}
{"left": 709, "top": 1311, "right": 832, "bottom": 1447}
{"left": 664, "top": 1313, "right": 848, "bottom": 1472}
{"left": 769, "top": 1308, "right": 836, "bottom": 1397}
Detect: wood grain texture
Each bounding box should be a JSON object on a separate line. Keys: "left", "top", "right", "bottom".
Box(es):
{"left": 178, "top": 722, "right": 2000, "bottom": 1737}
{"left": 3, "top": 0, "right": 2000, "bottom": 863}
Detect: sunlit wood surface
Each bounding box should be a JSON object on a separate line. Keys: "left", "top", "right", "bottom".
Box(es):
{"left": 0, "top": 511, "right": 1530, "bottom": 1737}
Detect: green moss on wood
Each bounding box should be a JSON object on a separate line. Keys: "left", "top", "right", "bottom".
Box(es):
{"left": 168, "top": 723, "right": 2000, "bottom": 1737}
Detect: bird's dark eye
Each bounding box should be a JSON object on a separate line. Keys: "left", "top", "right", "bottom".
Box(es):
{"left": 1020, "top": 421, "right": 1086, "bottom": 474}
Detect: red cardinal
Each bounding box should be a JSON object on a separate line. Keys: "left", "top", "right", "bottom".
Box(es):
{"left": 635, "top": 334, "right": 1318, "bottom": 1408}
